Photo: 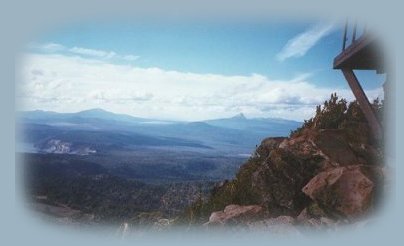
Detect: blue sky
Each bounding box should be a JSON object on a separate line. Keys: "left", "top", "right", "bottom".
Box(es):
{"left": 18, "top": 21, "right": 385, "bottom": 121}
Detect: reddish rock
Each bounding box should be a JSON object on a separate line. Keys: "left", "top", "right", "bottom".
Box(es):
{"left": 206, "top": 211, "right": 226, "bottom": 225}
{"left": 302, "top": 165, "right": 376, "bottom": 218}
{"left": 281, "top": 129, "right": 366, "bottom": 168}
{"left": 204, "top": 204, "right": 263, "bottom": 226}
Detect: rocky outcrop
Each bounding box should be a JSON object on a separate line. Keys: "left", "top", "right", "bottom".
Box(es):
{"left": 201, "top": 129, "right": 384, "bottom": 228}
{"left": 254, "top": 137, "right": 286, "bottom": 158}
{"left": 247, "top": 128, "right": 368, "bottom": 217}
{"left": 199, "top": 96, "right": 385, "bottom": 230}
{"left": 202, "top": 128, "right": 384, "bottom": 224}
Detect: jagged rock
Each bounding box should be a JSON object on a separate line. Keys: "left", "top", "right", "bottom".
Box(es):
{"left": 254, "top": 137, "right": 286, "bottom": 158}
{"left": 204, "top": 204, "right": 263, "bottom": 226}
{"left": 302, "top": 165, "right": 380, "bottom": 218}
{"left": 250, "top": 147, "right": 320, "bottom": 216}
{"left": 278, "top": 129, "right": 318, "bottom": 157}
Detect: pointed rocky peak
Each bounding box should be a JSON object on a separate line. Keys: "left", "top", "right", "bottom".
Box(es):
{"left": 231, "top": 113, "right": 247, "bottom": 120}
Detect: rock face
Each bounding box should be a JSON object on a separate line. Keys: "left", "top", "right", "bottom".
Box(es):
{"left": 204, "top": 204, "right": 263, "bottom": 226}
{"left": 302, "top": 165, "right": 380, "bottom": 218}
{"left": 250, "top": 146, "right": 319, "bottom": 216}
{"left": 201, "top": 128, "right": 384, "bottom": 224}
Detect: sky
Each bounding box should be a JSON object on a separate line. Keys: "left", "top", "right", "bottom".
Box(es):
{"left": 17, "top": 21, "right": 385, "bottom": 121}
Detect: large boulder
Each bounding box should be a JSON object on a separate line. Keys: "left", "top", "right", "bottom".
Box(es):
{"left": 204, "top": 204, "right": 263, "bottom": 226}
{"left": 302, "top": 165, "right": 382, "bottom": 218}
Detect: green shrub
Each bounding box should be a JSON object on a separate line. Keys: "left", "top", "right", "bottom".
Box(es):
{"left": 291, "top": 93, "right": 383, "bottom": 139}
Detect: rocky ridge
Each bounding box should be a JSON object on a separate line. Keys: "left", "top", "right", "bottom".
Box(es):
{"left": 188, "top": 94, "right": 386, "bottom": 232}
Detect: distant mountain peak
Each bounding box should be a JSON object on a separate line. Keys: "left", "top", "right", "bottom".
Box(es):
{"left": 79, "top": 108, "right": 109, "bottom": 114}
{"left": 231, "top": 113, "right": 247, "bottom": 120}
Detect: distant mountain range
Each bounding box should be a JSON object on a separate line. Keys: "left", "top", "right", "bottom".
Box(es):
{"left": 17, "top": 108, "right": 302, "bottom": 155}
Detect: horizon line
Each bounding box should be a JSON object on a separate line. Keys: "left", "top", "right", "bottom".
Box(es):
{"left": 18, "top": 107, "right": 303, "bottom": 123}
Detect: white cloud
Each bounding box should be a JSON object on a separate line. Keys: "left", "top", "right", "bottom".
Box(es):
{"left": 17, "top": 53, "right": 384, "bottom": 121}
{"left": 122, "top": 55, "right": 140, "bottom": 61}
{"left": 277, "top": 23, "right": 334, "bottom": 61}
{"left": 28, "top": 42, "right": 66, "bottom": 52}
{"left": 29, "top": 42, "right": 139, "bottom": 62}
{"left": 69, "top": 47, "right": 117, "bottom": 59}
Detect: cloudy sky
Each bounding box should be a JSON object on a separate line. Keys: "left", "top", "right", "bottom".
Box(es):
{"left": 17, "top": 21, "right": 385, "bottom": 121}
